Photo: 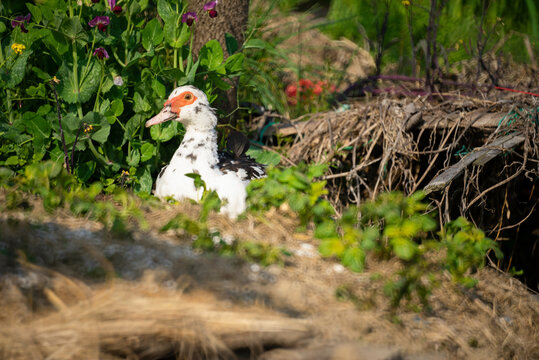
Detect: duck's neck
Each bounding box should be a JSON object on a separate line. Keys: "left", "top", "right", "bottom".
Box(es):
{"left": 174, "top": 127, "right": 219, "bottom": 168}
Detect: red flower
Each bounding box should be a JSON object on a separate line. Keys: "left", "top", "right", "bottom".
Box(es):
{"left": 88, "top": 16, "right": 110, "bottom": 32}
{"left": 112, "top": 5, "right": 122, "bottom": 14}
{"left": 313, "top": 83, "right": 323, "bottom": 96}
{"left": 285, "top": 84, "right": 298, "bottom": 105}
{"left": 93, "top": 47, "right": 109, "bottom": 60}
{"left": 182, "top": 12, "right": 198, "bottom": 26}
{"left": 204, "top": 1, "right": 218, "bottom": 18}
{"left": 298, "top": 78, "right": 313, "bottom": 89}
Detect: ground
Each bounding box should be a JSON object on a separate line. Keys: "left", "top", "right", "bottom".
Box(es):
{"left": 1, "top": 195, "right": 537, "bottom": 360}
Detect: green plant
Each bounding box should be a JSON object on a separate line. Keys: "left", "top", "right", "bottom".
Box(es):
{"left": 247, "top": 162, "right": 335, "bottom": 226}
{"left": 442, "top": 216, "right": 503, "bottom": 287}
{"left": 315, "top": 191, "right": 502, "bottom": 308}
{"left": 324, "top": 0, "right": 535, "bottom": 76}
{"left": 1, "top": 160, "right": 149, "bottom": 233}
{"left": 0, "top": 0, "right": 244, "bottom": 191}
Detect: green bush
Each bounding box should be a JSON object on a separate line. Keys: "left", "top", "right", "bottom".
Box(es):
{"left": 0, "top": 0, "right": 244, "bottom": 191}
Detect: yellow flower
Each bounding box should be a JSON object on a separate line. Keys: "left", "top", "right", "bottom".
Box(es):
{"left": 11, "top": 43, "right": 26, "bottom": 55}
{"left": 121, "top": 170, "right": 129, "bottom": 176}
{"left": 83, "top": 124, "right": 94, "bottom": 134}
{"left": 402, "top": 0, "right": 411, "bottom": 6}
{"left": 52, "top": 76, "right": 60, "bottom": 84}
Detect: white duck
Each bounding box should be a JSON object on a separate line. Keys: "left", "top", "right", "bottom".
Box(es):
{"left": 145, "top": 85, "right": 265, "bottom": 218}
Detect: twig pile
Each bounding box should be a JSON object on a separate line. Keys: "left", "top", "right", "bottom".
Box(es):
{"left": 276, "top": 92, "right": 538, "bottom": 232}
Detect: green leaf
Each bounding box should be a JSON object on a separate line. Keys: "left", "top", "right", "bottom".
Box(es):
{"left": 151, "top": 78, "right": 166, "bottom": 99}
{"left": 342, "top": 247, "right": 365, "bottom": 272}
{"left": 6, "top": 50, "right": 32, "bottom": 88}
{"left": 27, "top": 3, "right": 43, "bottom": 24}
{"left": 129, "top": 0, "right": 141, "bottom": 15}
{"left": 187, "top": 58, "right": 199, "bottom": 83}
{"left": 5, "top": 156, "right": 20, "bottom": 165}
{"left": 164, "top": 15, "right": 190, "bottom": 48}
{"left": 173, "top": 24, "right": 190, "bottom": 48}
{"left": 60, "top": 17, "right": 88, "bottom": 43}
{"left": 319, "top": 238, "right": 345, "bottom": 257}
{"left": 0, "top": 22, "right": 6, "bottom": 33}
{"left": 245, "top": 148, "right": 281, "bottom": 166}
{"left": 75, "top": 161, "right": 96, "bottom": 182}
{"left": 161, "top": 68, "right": 187, "bottom": 83}
{"left": 110, "top": 99, "right": 124, "bottom": 116}
{"left": 361, "top": 227, "right": 380, "bottom": 250}
{"left": 133, "top": 92, "right": 151, "bottom": 113}
{"left": 21, "top": 112, "right": 51, "bottom": 161}
{"left": 308, "top": 163, "right": 328, "bottom": 178}
{"left": 314, "top": 220, "right": 338, "bottom": 239}
{"left": 150, "top": 121, "right": 178, "bottom": 142}
{"left": 142, "top": 18, "right": 163, "bottom": 51}
{"left": 390, "top": 237, "right": 417, "bottom": 261}
{"left": 140, "top": 142, "right": 155, "bottom": 162}
{"left": 127, "top": 148, "right": 140, "bottom": 167}
{"left": 135, "top": 166, "right": 152, "bottom": 194}
{"left": 244, "top": 38, "right": 268, "bottom": 49}
{"left": 124, "top": 114, "right": 145, "bottom": 142}
{"left": 224, "top": 53, "right": 244, "bottom": 75}
{"left": 225, "top": 33, "right": 239, "bottom": 54}
{"left": 86, "top": 113, "right": 110, "bottom": 144}
{"left": 157, "top": 0, "right": 175, "bottom": 23}
{"left": 57, "top": 59, "right": 101, "bottom": 104}
{"left": 185, "top": 172, "right": 206, "bottom": 191}
{"left": 199, "top": 40, "right": 223, "bottom": 71}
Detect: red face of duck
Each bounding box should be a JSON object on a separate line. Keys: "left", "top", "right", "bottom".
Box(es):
{"left": 145, "top": 91, "right": 198, "bottom": 127}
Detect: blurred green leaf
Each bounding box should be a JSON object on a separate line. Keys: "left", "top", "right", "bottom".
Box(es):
{"left": 225, "top": 33, "right": 239, "bottom": 54}
{"left": 244, "top": 39, "right": 267, "bottom": 49}
{"left": 224, "top": 53, "right": 244, "bottom": 75}
{"left": 342, "top": 247, "right": 365, "bottom": 272}
{"left": 319, "top": 238, "right": 345, "bottom": 257}
{"left": 390, "top": 237, "right": 417, "bottom": 261}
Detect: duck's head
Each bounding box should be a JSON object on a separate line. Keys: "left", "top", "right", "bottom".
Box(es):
{"left": 145, "top": 85, "right": 216, "bottom": 130}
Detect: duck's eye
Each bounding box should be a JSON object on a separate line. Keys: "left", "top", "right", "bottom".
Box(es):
{"left": 184, "top": 93, "right": 192, "bottom": 100}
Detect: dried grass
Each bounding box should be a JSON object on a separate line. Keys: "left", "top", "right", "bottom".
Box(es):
{"left": 0, "top": 263, "right": 312, "bottom": 360}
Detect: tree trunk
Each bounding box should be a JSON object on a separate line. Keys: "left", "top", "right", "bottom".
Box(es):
{"left": 187, "top": 0, "right": 250, "bottom": 124}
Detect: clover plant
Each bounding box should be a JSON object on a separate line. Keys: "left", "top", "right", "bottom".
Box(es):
{"left": 0, "top": 0, "right": 244, "bottom": 193}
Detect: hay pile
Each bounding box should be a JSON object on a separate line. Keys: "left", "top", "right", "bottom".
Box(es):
{"left": 0, "top": 263, "right": 312, "bottom": 360}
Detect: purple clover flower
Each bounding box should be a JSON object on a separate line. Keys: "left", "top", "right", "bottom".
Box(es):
{"left": 181, "top": 12, "right": 198, "bottom": 27}
{"left": 88, "top": 16, "right": 110, "bottom": 32}
{"left": 11, "top": 13, "right": 31, "bottom": 33}
{"left": 93, "top": 47, "right": 109, "bottom": 60}
{"left": 203, "top": 1, "right": 218, "bottom": 18}
{"left": 108, "top": 0, "right": 116, "bottom": 8}
{"left": 203, "top": 1, "right": 217, "bottom": 11}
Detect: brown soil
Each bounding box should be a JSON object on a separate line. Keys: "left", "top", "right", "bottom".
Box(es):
{"left": 1, "top": 196, "right": 538, "bottom": 360}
